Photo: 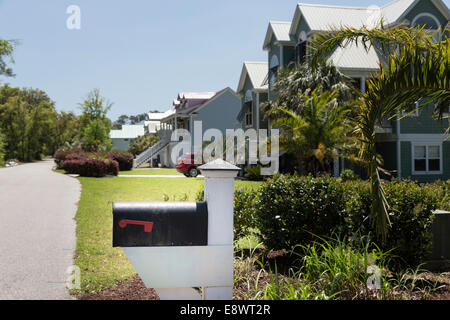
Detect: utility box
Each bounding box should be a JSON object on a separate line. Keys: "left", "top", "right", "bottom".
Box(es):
{"left": 429, "top": 210, "right": 450, "bottom": 268}
{"left": 112, "top": 202, "right": 208, "bottom": 247}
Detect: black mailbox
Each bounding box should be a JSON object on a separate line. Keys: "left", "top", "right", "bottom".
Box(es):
{"left": 113, "top": 201, "right": 208, "bottom": 247}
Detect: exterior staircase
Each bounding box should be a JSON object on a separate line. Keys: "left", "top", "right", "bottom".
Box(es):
{"left": 133, "top": 137, "right": 170, "bottom": 168}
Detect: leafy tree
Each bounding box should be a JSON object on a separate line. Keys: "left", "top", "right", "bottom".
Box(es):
{"left": 310, "top": 22, "right": 450, "bottom": 240}
{"left": 0, "top": 39, "right": 15, "bottom": 78}
{"left": 0, "top": 128, "right": 5, "bottom": 165}
{"left": 271, "top": 90, "right": 354, "bottom": 176}
{"left": 112, "top": 114, "right": 129, "bottom": 129}
{"left": 0, "top": 91, "right": 57, "bottom": 161}
{"left": 78, "top": 89, "right": 113, "bottom": 151}
{"left": 78, "top": 88, "right": 112, "bottom": 131}
{"left": 128, "top": 134, "right": 159, "bottom": 156}
{"left": 81, "top": 119, "right": 112, "bottom": 152}
{"left": 53, "top": 111, "right": 81, "bottom": 153}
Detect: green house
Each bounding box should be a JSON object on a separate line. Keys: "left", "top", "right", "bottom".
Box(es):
{"left": 239, "top": 0, "right": 449, "bottom": 181}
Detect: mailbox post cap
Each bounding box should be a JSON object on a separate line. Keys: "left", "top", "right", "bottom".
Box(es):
{"left": 198, "top": 159, "right": 241, "bottom": 172}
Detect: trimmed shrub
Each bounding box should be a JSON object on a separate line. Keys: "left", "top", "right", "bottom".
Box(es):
{"left": 254, "top": 175, "right": 347, "bottom": 251}
{"left": 344, "top": 180, "right": 438, "bottom": 267}
{"left": 108, "top": 151, "right": 134, "bottom": 171}
{"left": 339, "top": 169, "right": 359, "bottom": 181}
{"left": 63, "top": 155, "right": 118, "bottom": 177}
{"left": 241, "top": 175, "right": 441, "bottom": 267}
{"left": 234, "top": 189, "right": 258, "bottom": 240}
{"left": 425, "top": 180, "right": 450, "bottom": 211}
{"left": 54, "top": 148, "right": 84, "bottom": 169}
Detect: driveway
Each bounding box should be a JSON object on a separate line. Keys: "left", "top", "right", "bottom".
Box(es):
{"left": 0, "top": 159, "right": 80, "bottom": 300}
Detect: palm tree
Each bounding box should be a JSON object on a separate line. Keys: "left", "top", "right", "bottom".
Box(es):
{"left": 271, "top": 89, "right": 355, "bottom": 176}
{"left": 309, "top": 22, "right": 450, "bottom": 240}
{"left": 264, "top": 60, "right": 357, "bottom": 116}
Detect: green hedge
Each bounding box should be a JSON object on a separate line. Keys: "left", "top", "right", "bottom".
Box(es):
{"left": 254, "top": 175, "right": 347, "bottom": 250}
{"left": 235, "top": 175, "right": 446, "bottom": 268}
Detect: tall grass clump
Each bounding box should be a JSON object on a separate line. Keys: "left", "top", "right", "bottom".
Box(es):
{"left": 294, "top": 235, "right": 394, "bottom": 299}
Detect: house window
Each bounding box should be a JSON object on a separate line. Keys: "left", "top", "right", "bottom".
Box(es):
{"left": 412, "top": 143, "right": 442, "bottom": 174}
{"left": 296, "top": 40, "right": 307, "bottom": 64}
{"left": 269, "top": 55, "right": 279, "bottom": 88}
{"left": 245, "top": 101, "right": 253, "bottom": 127}
{"left": 412, "top": 13, "right": 441, "bottom": 41}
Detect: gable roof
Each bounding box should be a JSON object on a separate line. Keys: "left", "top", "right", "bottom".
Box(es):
{"left": 179, "top": 87, "right": 240, "bottom": 115}
{"left": 289, "top": 0, "right": 449, "bottom": 36}
{"left": 385, "top": 0, "right": 450, "bottom": 24}
{"left": 287, "top": 0, "right": 449, "bottom": 72}
{"left": 328, "top": 41, "right": 381, "bottom": 71}
{"left": 263, "top": 21, "right": 294, "bottom": 50}
{"left": 237, "top": 61, "right": 269, "bottom": 93}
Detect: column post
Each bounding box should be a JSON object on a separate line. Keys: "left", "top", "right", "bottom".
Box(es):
{"left": 198, "top": 159, "right": 240, "bottom": 300}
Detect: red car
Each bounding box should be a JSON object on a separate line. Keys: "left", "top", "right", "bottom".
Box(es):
{"left": 176, "top": 153, "right": 203, "bottom": 177}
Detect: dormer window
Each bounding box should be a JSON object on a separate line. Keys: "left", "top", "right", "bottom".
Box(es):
{"left": 412, "top": 13, "right": 441, "bottom": 41}
{"left": 295, "top": 31, "right": 308, "bottom": 64}
{"left": 296, "top": 41, "right": 307, "bottom": 64}
{"left": 269, "top": 55, "right": 279, "bottom": 88}
{"left": 244, "top": 90, "right": 253, "bottom": 127}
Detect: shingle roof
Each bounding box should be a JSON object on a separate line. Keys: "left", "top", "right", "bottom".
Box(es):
{"left": 110, "top": 125, "right": 145, "bottom": 139}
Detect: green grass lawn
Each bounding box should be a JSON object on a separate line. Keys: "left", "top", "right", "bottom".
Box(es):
{"left": 119, "top": 168, "right": 183, "bottom": 175}
{"left": 71, "top": 175, "right": 261, "bottom": 294}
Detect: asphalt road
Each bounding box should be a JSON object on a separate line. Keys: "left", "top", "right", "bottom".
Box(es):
{"left": 0, "top": 160, "right": 80, "bottom": 300}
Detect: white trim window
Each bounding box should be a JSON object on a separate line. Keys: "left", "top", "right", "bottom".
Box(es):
{"left": 269, "top": 55, "right": 279, "bottom": 88}
{"left": 412, "top": 143, "right": 443, "bottom": 175}
{"left": 412, "top": 13, "right": 441, "bottom": 41}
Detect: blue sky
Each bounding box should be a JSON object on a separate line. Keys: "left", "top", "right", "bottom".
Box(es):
{"left": 0, "top": 0, "right": 448, "bottom": 120}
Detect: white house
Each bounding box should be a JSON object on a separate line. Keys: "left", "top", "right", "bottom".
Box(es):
{"left": 110, "top": 125, "right": 145, "bottom": 152}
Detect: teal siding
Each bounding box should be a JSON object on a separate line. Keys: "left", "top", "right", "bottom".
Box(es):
{"left": 400, "top": 104, "right": 449, "bottom": 134}
{"left": 268, "top": 36, "right": 281, "bottom": 68}
{"left": 293, "top": 16, "right": 311, "bottom": 41}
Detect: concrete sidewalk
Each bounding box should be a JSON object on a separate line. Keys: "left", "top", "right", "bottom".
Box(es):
{"left": 0, "top": 160, "right": 80, "bottom": 300}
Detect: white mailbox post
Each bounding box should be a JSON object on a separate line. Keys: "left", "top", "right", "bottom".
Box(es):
{"left": 117, "top": 159, "right": 240, "bottom": 300}
{"left": 199, "top": 159, "right": 241, "bottom": 300}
